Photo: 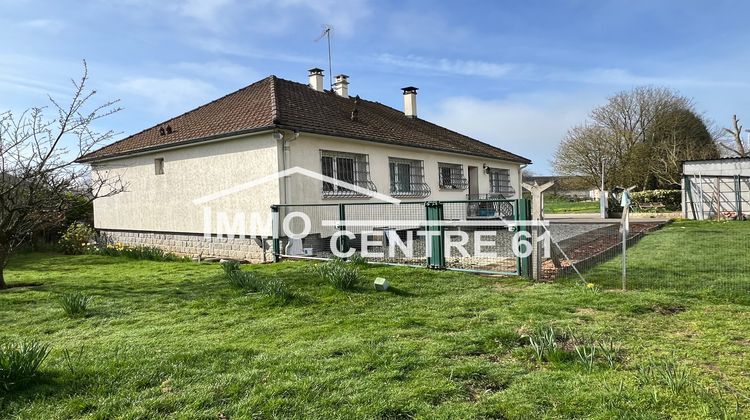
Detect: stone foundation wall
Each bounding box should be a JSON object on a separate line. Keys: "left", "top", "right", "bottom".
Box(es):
{"left": 98, "top": 230, "right": 273, "bottom": 263}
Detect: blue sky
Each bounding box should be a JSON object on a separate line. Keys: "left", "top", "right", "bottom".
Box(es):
{"left": 2, "top": 0, "right": 748, "bottom": 173}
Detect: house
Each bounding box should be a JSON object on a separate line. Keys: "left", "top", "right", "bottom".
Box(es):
{"left": 682, "top": 157, "right": 750, "bottom": 220}
{"left": 79, "top": 69, "right": 531, "bottom": 262}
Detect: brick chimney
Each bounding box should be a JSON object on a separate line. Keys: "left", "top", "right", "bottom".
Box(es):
{"left": 334, "top": 74, "right": 349, "bottom": 98}
{"left": 402, "top": 86, "right": 418, "bottom": 118}
{"left": 308, "top": 68, "right": 324, "bottom": 92}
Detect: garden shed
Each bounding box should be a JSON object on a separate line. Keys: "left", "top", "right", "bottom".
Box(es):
{"left": 682, "top": 157, "right": 750, "bottom": 220}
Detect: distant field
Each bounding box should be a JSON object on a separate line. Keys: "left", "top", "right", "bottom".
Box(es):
{"left": 543, "top": 196, "right": 600, "bottom": 214}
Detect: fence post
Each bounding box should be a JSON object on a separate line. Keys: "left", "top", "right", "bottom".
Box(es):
{"left": 516, "top": 198, "right": 533, "bottom": 279}
{"left": 684, "top": 175, "right": 697, "bottom": 220}
{"left": 425, "top": 202, "right": 445, "bottom": 269}
{"left": 271, "top": 205, "right": 280, "bottom": 262}
{"left": 337, "top": 203, "right": 350, "bottom": 259}
{"left": 735, "top": 175, "right": 742, "bottom": 218}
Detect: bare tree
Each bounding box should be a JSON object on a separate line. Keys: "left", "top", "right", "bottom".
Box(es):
{"left": 718, "top": 115, "right": 749, "bottom": 157}
{"left": 553, "top": 86, "right": 707, "bottom": 190}
{"left": 0, "top": 61, "right": 124, "bottom": 289}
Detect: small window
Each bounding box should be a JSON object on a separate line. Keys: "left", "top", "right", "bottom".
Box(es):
{"left": 489, "top": 168, "right": 514, "bottom": 197}
{"left": 154, "top": 158, "right": 164, "bottom": 175}
{"left": 438, "top": 163, "right": 468, "bottom": 190}
{"left": 320, "top": 150, "right": 376, "bottom": 197}
{"left": 389, "top": 158, "right": 431, "bottom": 198}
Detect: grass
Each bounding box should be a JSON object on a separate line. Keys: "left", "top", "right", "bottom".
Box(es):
{"left": 582, "top": 220, "right": 750, "bottom": 303}
{"left": 543, "top": 196, "right": 600, "bottom": 214}
{"left": 1, "top": 221, "right": 749, "bottom": 418}
{"left": 57, "top": 292, "right": 94, "bottom": 318}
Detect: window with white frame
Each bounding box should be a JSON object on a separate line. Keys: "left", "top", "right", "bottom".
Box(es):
{"left": 489, "top": 168, "right": 514, "bottom": 197}
{"left": 389, "top": 158, "right": 431, "bottom": 198}
{"left": 320, "top": 150, "right": 375, "bottom": 197}
{"left": 438, "top": 163, "right": 468, "bottom": 190}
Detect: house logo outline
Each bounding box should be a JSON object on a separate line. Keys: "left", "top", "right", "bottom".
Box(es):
{"left": 192, "top": 166, "right": 401, "bottom": 205}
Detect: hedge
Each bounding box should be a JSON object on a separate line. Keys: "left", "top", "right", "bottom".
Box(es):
{"left": 630, "top": 189, "right": 681, "bottom": 211}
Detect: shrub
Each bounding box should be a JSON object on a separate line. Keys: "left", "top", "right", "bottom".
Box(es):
{"left": 225, "top": 270, "right": 260, "bottom": 291}
{"left": 630, "top": 189, "right": 681, "bottom": 211}
{"left": 0, "top": 341, "right": 51, "bottom": 391}
{"left": 260, "top": 277, "right": 294, "bottom": 301}
{"left": 525, "top": 326, "right": 559, "bottom": 362}
{"left": 348, "top": 253, "right": 369, "bottom": 267}
{"left": 59, "top": 222, "right": 96, "bottom": 255}
{"left": 220, "top": 260, "right": 241, "bottom": 275}
{"left": 314, "top": 259, "right": 360, "bottom": 291}
{"left": 94, "top": 243, "right": 188, "bottom": 262}
{"left": 58, "top": 292, "right": 94, "bottom": 318}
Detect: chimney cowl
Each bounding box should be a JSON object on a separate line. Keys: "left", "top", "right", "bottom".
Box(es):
{"left": 308, "top": 68, "right": 325, "bottom": 92}
{"left": 402, "top": 86, "right": 418, "bottom": 118}
{"left": 334, "top": 74, "right": 350, "bottom": 98}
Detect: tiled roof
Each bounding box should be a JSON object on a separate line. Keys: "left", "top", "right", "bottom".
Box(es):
{"left": 79, "top": 76, "right": 531, "bottom": 164}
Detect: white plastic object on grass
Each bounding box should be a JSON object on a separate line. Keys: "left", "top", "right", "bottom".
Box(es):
{"left": 374, "top": 277, "right": 389, "bottom": 291}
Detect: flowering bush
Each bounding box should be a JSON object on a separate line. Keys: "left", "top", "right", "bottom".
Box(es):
{"left": 92, "top": 243, "right": 188, "bottom": 262}
{"left": 630, "top": 189, "right": 681, "bottom": 211}
{"left": 58, "top": 223, "right": 96, "bottom": 255}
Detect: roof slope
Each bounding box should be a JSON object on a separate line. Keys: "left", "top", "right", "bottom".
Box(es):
{"left": 80, "top": 76, "right": 531, "bottom": 163}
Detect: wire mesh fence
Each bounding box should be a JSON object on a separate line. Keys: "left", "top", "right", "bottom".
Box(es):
{"left": 540, "top": 221, "right": 661, "bottom": 281}
{"left": 272, "top": 199, "right": 750, "bottom": 302}
{"left": 547, "top": 219, "right": 750, "bottom": 303}
{"left": 272, "top": 199, "right": 528, "bottom": 275}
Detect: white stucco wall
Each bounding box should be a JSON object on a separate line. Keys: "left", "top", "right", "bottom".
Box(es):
{"left": 92, "top": 130, "right": 526, "bottom": 239}
{"left": 683, "top": 159, "right": 750, "bottom": 177}
{"left": 92, "top": 132, "right": 280, "bottom": 236}
{"left": 283, "top": 133, "right": 523, "bottom": 204}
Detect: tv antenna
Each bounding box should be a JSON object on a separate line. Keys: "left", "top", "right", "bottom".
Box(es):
{"left": 315, "top": 24, "right": 334, "bottom": 89}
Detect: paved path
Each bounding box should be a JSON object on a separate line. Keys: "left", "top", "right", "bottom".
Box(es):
{"left": 544, "top": 212, "right": 678, "bottom": 224}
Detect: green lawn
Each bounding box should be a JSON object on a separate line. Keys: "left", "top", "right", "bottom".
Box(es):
{"left": 543, "top": 196, "right": 600, "bottom": 214}
{"left": 2, "top": 223, "right": 750, "bottom": 418}
{"left": 584, "top": 220, "right": 750, "bottom": 303}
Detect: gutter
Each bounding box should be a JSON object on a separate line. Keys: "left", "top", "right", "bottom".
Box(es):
{"left": 76, "top": 126, "right": 277, "bottom": 163}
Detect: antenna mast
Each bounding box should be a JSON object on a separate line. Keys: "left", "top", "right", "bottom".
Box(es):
{"left": 315, "top": 24, "right": 334, "bottom": 89}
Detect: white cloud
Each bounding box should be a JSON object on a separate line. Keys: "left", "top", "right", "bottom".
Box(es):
{"left": 549, "top": 67, "right": 750, "bottom": 88}
{"left": 116, "top": 77, "right": 219, "bottom": 113}
{"left": 177, "top": 0, "right": 234, "bottom": 24}
{"left": 376, "top": 53, "right": 518, "bottom": 79}
{"left": 423, "top": 92, "right": 603, "bottom": 174}
{"left": 174, "top": 61, "right": 260, "bottom": 83}
{"left": 18, "top": 18, "right": 65, "bottom": 32}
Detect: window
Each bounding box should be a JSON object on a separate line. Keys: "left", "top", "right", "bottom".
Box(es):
{"left": 154, "top": 158, "right": 164, "bottom": 175}
{"left": 438, "top": 163, "right": 468, "bottom": 190}
{"left": 489, "top": 168, "right": 514, "bottom": 197}
{"left": 389, "top": 158, "right": 431, "bottom": 198}
{"left": 320, "top": 151, "right": 375, "bottom": 197}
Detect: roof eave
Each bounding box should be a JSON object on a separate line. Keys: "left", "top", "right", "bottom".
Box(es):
{"left": 76, "top": 126, "right": 278, "bottom": 163}
{"left": 274, "top": 124, "right": 532, "bottom": 165}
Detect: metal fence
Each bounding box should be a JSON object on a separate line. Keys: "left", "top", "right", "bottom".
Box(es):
{"left": 539, "top": 220, "right": 663, "bottom": 281}
{"left": 547, "top": 219, "right": 750, "bottom": 302}
{"left": 271, "top": 199, "right": 532, "bottom": 276}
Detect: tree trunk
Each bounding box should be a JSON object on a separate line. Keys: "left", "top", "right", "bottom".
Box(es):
{"left": 0, "top": 244, "right": 8, "bottom": 289}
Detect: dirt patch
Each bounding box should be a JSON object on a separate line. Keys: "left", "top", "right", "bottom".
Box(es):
{"left": 464, "top": 378, "right": 505, "bottom": 401}
{"left": 631, "top": 303, "right": 686, "bottom": 315}
{"left": 574, "top": 308, "right": 599, "bottom": 316}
